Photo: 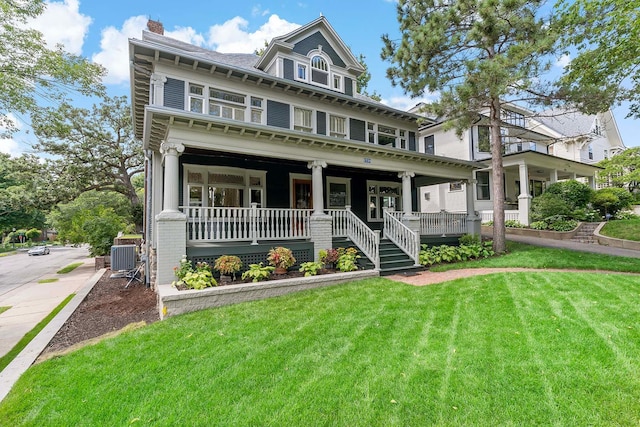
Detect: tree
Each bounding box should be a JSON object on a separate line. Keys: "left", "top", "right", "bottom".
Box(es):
{"left": 31, "top": 96, "right": 144, "bottom": 206}
{"left": 554, "top": 0, "right": 640, "bottom": 118}
{"left": 356, "top": 54, "right": 382, "bottom": 101}
{"left": 0, "top": 0, "right": 104, "bottom": 135}
{"left": 592, "top": 187, "right": 634, "bottom": 218}
{"left": 596, "top": 147, "right": 640, "bottom": 193}
{"left": 381, "top": 0, "right": 559, "bottom": 253}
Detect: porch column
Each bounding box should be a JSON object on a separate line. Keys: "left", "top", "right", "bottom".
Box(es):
{"left": 156, "top": 141, "right": 186, "bottom": 287}
{"left": 587, "top": 175, "right": 596, "bottom": 189}
{"left": 549, "top": 169, "right": 558, "bottom": 184}
{"left": 308, "top": 160, "right": 327, "bottom": 216}
{"left": 465, "top": 179, "right": 481, "bottom": 236}
{"left": 308, "top": 160, "right": 332, "bottom": 260}
{"left": 150, "top": 73, "right": 167, "bottom": 106}
{"left": 399, "top": 171, "right": 420, "bottom": 238}
{"left": 517, "top": 163, "right": 531, "bottom": 226}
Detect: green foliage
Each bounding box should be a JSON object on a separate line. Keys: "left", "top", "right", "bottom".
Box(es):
{"left": 213, "top": 255, "right": 243, "bottom": 276}
{"left": 299, "top": 261, "right": 324, "bottom": 277}
{"left": 531, "top": 192, "right": 572, "bottom": 222}
{"left": 81, "top": 210, "right": 126, "bottom": 256}
{"left": 173, "top": 258, "right": 217, "bottom": 289}
{"left": 592, "top": 187, "right": 634, "bottom": 217}
{"left": 459, "top": 234, "right": 481, "bottom": 246}
{"left": 419, "top": 242, "right": 495, "bottom": 267}
{"left": 356, "top": 54, "right": 382, "bottom": 101}
{"left": 545, "top": 180, "right": 594, "bottom": 211}
{"left": 241, "top": 263, "right": 275, "bottom": 282}
{"left": 336, "top": 247, "right": 360, "bottom": 272}
{"left": 529, "top": 221, "right": 548, "bottom": 230}
{"left": 596, "top": 148, "right": 640, "bottom": 193}
{"left": 548, "top": 220, "right": 578, "bottom": 232}
{"left": 615, "top": 210, "right": 639, "bottom": 220}
{"left": 25, "top": 228, "right": 40, "bottom": 241}
{"left": 505, "top": 220, "right": 525, "bottom": 228}
{"left": 267, "top": 247, "right": 296, "bottom": 269}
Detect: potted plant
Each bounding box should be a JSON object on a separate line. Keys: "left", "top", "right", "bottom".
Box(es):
{"left": 267, "top": 246, "right": 296, "bottom": 274}
{"left": 214, "top": 255, "right": 243, "bottom": 281}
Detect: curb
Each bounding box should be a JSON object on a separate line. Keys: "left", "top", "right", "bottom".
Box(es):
{"left": 0, "top": 268, "right": 106, "bottom": 403}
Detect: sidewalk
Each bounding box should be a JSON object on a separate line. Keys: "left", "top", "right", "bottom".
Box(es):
{"left": 0, "top": 258, "right": 104, "bottom": 402}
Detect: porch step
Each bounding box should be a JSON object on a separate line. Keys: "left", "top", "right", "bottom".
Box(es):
{"left": 569, "top": 222, "right": 602, "bottom": 245}
{"left": 332, "top": 237, "right": 423, "bottom": 275}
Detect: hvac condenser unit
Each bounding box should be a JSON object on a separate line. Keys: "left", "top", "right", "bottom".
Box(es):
{"left": 111, "top": 245, "right": 137, "bottom": 271}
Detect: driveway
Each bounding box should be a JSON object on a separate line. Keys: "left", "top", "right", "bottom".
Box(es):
{"left": 0, "top": 246, "right": 91, "bottom": 297}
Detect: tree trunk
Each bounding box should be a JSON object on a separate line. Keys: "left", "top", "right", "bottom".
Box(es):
{"left": 489, "top": 97, "right": 506, "bottom": 254}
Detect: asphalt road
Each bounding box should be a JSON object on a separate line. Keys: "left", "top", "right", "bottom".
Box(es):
{"left": 0, "top": 245, "right": 91, "bottom": 297}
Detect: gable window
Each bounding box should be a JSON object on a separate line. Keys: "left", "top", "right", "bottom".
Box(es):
{"left": 424, "top": 135, "right": 435, "bottom": 154}
{"left": 209, "top": 88, "right": 245, "bottom": 121}
{"left": 297, "top": 63, "right": 307, "bottom": 81}
{"left": 476, "top": 171, "right": 490, "bottom": 200}
{"left": 311, "top": 55, "right": 329, "bottom": 85}
{"left": 367, "top": 181, "right": 401, "bottom": 222}
{"left": 502, "top": 110, "right": 525, "bottom": 128}
{"left": 332, "top": 74, "right": 342, "bottom": 91}
{"left": 477, "top": 126, "right": 491, "bottom": 152}
{"left": 329, "top": 115, "right": 346, "bottom": 138}
{"left": 294, "top": 107, "right": 313, "bottom": 132}
{"left": 189, "top": 83, "right": 204, "bottom": 113}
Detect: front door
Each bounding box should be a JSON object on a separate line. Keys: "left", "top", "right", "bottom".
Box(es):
{"left": 292, "top": 179, "right": 313, "bottom": 210}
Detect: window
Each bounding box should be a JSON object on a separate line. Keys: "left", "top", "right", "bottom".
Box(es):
{"left": 294, "top": 107, "right": 313, "bottom": 132}
{"left": 326, "top": 177, "right": 351, "bottom": 208}
{"left": 476, "top": 171, "right": 490, "bottom": 200}
{"left": 297, "top": 63, "right": 307, "bottom": 80}
{"left": 530, "top": 180, "right": 545, "bottom": 198}
{"left": 332, "top": 74, "right": 342, "bottom": 91}
{"left": 250, "top": 97, "right": 263, "bottom": 124}
{"left": 184, "top": 166, "right": 266, "bottom": 208}
{"left": 208, "top": 87, "right": 245, "bottom": 121}
{"left": 378, "top": 125, "right": 397, "bottom": 147}
{"left": 593, "top": 119, "right": 603, "bottom": 136}
{"left": 588, "top": 145, "right": 593, "bottom": 160}
{"left": 329, "top": 115, "right": 346, "bottom": 138}
{"left": 367, "top": 122, "right": 376, "bottom": 143}
{"left": 189, "top": 83, "right": 204, "bottom": 113}
{"left": 311, "top": 55, "right": 329, "bottom": 85}
{"left": 449, "top": 181, "right": 463, "bottom": 192}
{"left": 502, "top": 110, "right": 525, "bottom": 128}
{"left": 424, "top": 135, "right": 435, "bottom": 154}
{"left": 398, "top": 130, "right": 407, "bottom": 149}
{"left": 477, "top": 126, "right": 490, "bottom": 152}
{"left": 367, "top": 181, "right": 401, "bottom": 221}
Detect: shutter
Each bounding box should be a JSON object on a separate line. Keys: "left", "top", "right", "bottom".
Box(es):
{"left": 349, "top": 118, "right": 365, "bottom": 141}
{"left": 267, "top": 100, "right": 290, "bottom": 128}
{"left": 283, "top": 59, "right": 294, "bottom": 81}
{"left": 164, "top": 78, "right": 185, "bottom": 109}
{"left": 344, "top": 77, "right": 353, "bottom": 96}
{"left": 409, "top": 131, "right": 416, "bottom": 151}
{"left": 317, "top": 111, "right": 326, "bottom": 135}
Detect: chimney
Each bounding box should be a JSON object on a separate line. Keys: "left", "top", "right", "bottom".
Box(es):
{"left": 147, "top": 19, "right": 164, "bottom": 35}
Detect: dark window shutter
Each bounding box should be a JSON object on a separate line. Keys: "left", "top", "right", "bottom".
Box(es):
{"left": 349, "top": 118, "right": 365, "bottom": 141}
{"left": 344, "top": 77, "right": 353, "bottom": 96}
{"left": 164, "top": 78, "right": 185, "bottom": 109}
{"left": 283, "top": 58, "right": 294, "bottom": 81}
{"left": 317, "top": 111, "right": 326, "bottom": 135}
{"left": 267, "top": 100, "right": 290, "bottom": 128}
{"left": 409, "top": 131, "right": 416, "bottom": 151}
{"left": 424, "top": 135, "right": 435, "bottom": 154}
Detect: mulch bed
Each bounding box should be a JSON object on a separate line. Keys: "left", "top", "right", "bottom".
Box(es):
{"left": 42, "top": 269, "right": 159, "bottom": 356}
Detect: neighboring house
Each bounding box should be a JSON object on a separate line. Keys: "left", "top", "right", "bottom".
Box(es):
{"left": 416, "top": 104, "right": 604, "bottom": 225}
{"left": 130, "top": 17, "right": 483, "bottom": 286}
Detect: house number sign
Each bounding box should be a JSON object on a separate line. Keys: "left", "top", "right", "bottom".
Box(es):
{"left": 363, "top": 158, "right": 372, "bottom": 164}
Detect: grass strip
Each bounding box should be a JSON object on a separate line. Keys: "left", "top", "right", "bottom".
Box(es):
{"left": 600, "top": 218, "right": 640, "bottom": 241}
{"left": 0, "top": 294, "right": 75, "bottom": 373}
{"left": 37, "top": 278, "right": 59, "bottom": 284}
{"left": 56, "top": 262, "right": 83, "bottom": 274}
{"left": 0, "top": 307, "right": 10, "bottom": 315}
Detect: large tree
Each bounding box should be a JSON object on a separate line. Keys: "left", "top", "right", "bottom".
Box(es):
{"left": 0, "top": 0, "right": 104, "bottom": 134}
{"left": 381, "top": 0, "right": 559, "bottom": 253}
{"left": 31, "top": 96, "right": 144, "bottom": 206}
{"left": 596, "top": 147, "right": 640, "bottom": 193}
{"left": 555, "top": 0, "right": 640, "bottom": 118}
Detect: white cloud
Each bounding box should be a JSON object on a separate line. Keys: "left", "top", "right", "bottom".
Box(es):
{"left": 381, "top": 94, "right": 440, "bottom": 112}
{"left": 166, "top": 27, "right": 206, "bottom": 46}
{"left": 207, "top": 15, "right": 300, "bottom": 53}
{"left": 252, "top": 5, "right": 270, "bottom": 17}
{"left": 555, "top": 54, "right": 571, "bottom": 68}
{"left": 29, "top": 0, "right": 91, "bottom": 55}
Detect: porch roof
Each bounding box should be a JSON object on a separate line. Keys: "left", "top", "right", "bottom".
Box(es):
{"left": 501, "top": 150, "right": 603, "bottom": 178}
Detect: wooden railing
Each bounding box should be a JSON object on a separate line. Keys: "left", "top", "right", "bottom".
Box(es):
{"left": 479, "top": 210, "right": 519, "bottom": 224}
{"left": 387, "top": 211, "right": 469, "bottom": 235}
{"left": 328, "top": 207, "right": 380, "bottom": 270}
{"left": 180, "top": 205, "right": 312, "bottom": 243}
{"left": 383, "top": 210, "right": 420, "bottom": 265}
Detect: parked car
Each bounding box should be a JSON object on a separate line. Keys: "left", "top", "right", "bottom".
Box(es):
{"left": 28, "top": 246, "right": 50, "bottom": 256}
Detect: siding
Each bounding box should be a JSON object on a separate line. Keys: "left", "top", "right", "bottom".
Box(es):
{"left": 317, "top": 111, "right": 327, "bottom": 135}
{"left": 283, "top": 58, "right": 294, "bottom": 81}
{"left": 267, "top": 100, "right": 290, "bottom": 129}
{"left": 293, "top": 31, "right": 346, "bottom": 68}
{"left": 164, "top": 78, "right": 185, "bottom": 110}
{"left": 409, "top": 131, "right": 416, "bottom": 151}
{"left": 344, "top": 77, "right": 353, "bottom": 96}
{"left": 349, "top": 118, "right": 366, "bottom": 142}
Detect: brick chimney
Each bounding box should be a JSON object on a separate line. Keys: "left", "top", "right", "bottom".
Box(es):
{"left": 147, "top": 19, "right": 164, "bottom": 35}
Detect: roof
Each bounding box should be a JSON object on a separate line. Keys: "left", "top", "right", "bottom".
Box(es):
{"left": 536, "top": 108, "right": 596, "bottom": 138}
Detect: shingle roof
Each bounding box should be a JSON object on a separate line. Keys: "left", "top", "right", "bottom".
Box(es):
{"left": 537, "top": 108, "right": 595, "bottom": 138}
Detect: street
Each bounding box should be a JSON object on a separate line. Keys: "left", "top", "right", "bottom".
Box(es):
{"left": 0, "top": 246, "right": 91, "bottom": 297}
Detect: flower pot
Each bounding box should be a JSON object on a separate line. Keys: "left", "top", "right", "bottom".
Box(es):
{"left": 274, "top": 267, "right": 287, "bottom": 275}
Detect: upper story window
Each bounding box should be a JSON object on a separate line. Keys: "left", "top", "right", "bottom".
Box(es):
{"left": 189, "top": 84, "right": 204, "bottom": 113}
{"left": 477, "top": 126, "right": 491, "bottom": 152}
{"left": 209, "top": 88, "right": 245, "bottom": 121}
{"left": 310, "top": 55, "right": 329, "bottom": 86}
{"left": 332, "top": 74, "right": 342, "bottom": 91}
{"left": 329, "top": 115, "right": 347, "bottom": 138}
{"left": 588, "top": 145, "right": 594, "bottom": 160}
{"left": 294, "top": 107, "right": 313, "bottom": 132}
{"left": 378, "top": 125, "right": 397, "bottom": 147}
{"left": 297, "top": 63, "right": 307, "bottom": 80}
{"left": 592, "top": 119, "right": 603, "bottom": 136}
{"left": 424, "top": 135, "right": 435, "bottom": 154}
{"left": 250, "top": 97, "right": 263, "bottom": 124}
{"left": 502, "top": 110, "right": 525, "bottom": 128}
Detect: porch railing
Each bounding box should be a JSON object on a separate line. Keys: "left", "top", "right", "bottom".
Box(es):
{"left": 383, "top": 210, "right": 420, "bottom": 265}
{"left": 328, "top": 207, "right": 380, "bottom": 270}
{"left": 387, "top": 211, "right": 469, "bottom": 235}
{"left": 180, "top": 205, "right": 312, "bottom": 243}
{"left": 479, "top": 210, "right": 519, "bottom": 223}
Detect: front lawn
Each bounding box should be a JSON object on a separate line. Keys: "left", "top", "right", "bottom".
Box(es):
{"left": 600, "top": 218, "right": 640, "bottom": 241}
{"left": 2, "top": 273, "right": 639, "bottom": 425}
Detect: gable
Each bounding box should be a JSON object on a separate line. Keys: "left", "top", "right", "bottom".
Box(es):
{"left": 292, "top": 31, "right": 346, "bottom": 68}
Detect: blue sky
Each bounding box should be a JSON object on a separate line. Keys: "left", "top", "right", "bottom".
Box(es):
{"left": 1, "top": 0, "right": 637, "bottom": 155}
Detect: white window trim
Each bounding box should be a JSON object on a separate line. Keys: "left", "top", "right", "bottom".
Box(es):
{"left": 331, "top": 73, "right": 344, "bottom": 93}
{"left": 292, "top": 105, "right": 314, "bottom": 133}
{"left": 183, "top": 164, "right": 267, "bottom": 208}
{"left": 326, "top": 177, "right": 351, "bottom": 209}
{"left": 295, "top": 62, "right": 308, "bottom": 82}
{"left": 367, "top": 180, "right": 402, "bottom": 222}
{"left": 289, "top": 173, "right": 312, "bottom": 209}
{"left": 329, "top": 114, "right": 348, "bottom": 139}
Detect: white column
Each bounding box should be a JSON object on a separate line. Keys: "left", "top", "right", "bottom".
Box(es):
{"left": 160, "top": 141, "right": 185, "bottom": 212}
{"left": 308, "top": 160, "right": 327, "bottom": 216}
{"left": 150, "top": 73, "right": 167, "bottom": 106}
{"left": 549, "top": 169, "right": 558, "bottom": 184}
{"left": 465, "top": 179, "right": 481, "bottom": 236}
{"left": 399, "top": 171, "right": 415, "bottom": 216}
{"left": 587, "top": 175, "right": 596, "bottom": 189}
{"left": 517, "top": 163, "right": 531, "bottom": 225}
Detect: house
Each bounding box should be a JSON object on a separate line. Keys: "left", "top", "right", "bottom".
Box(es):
{"left": 416, "top": 104, "right": 607, "bottom": 225}
{"left": 130, "top": 17, "right": 484, "bottom": 287}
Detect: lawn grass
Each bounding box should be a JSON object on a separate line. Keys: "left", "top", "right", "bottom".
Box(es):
{"left": 37, "top": 278, "right": 59, "bottom": 284}
{"left": 600, "top": 218, "right": 640, "bottom": 241}
{"left": 431, "top": 241, "right": 640, "bottom": 272}
{"left": 0, "top": 306, "right": 10, "bottom": 315}
{"left": 1, "top": 274, "right": 640, "bottom": 425}
{"left": 0, "top": 294, "right": 74, "bottom": 373}
{"left": 56, "top": 262, "right": 83, "bottom": 274}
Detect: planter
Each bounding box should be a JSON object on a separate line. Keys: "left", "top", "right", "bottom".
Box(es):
{"left": 274, "top": 267, "right": 288, "bottom": 275}
{"left": 481, "top": 224, "right": 578, "bottom": 240}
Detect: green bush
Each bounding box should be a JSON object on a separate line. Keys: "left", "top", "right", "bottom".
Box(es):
{"left": 173, "top": 259, "right": 217, "bottom": 289}
{"left": 592, "top": 187, "right": 634, "bottom": 217}
{"left": 459, "top": 234, "right": 481, "bottom": 246}
{"left": 615, "top": 210, "right": 639, "bottom": 220}
{"left": 548, "top": 220, "right": 578, "bottom": 232}
{"left": 336, "top": 247, "right": 360, "bottom": 272}
{"left": 241, "top": 263, "right": 274, "bottom": 282}
{"left": 299, "top": 261, "right": 324, "bottom": 276}
{"left": 529, "top": 221, "right": 548, "bottom": 230}
{"left": 419, "top": 242, "right": 494, "bottom": 266}
{"left": 505, "top": 220, "right": 525, "bottom": 228}
{"left": 25, "top": 228, "right": 41, "bottom": 241}
{"left": 531, "top": 193, "right": 572, "bottom": 222}
{"left": 545, "top": 180, "right": 594, "bottom": 211}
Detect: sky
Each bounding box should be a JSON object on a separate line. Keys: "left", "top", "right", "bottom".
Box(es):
{"left": 1, "top": 0, "right": 638, "bottom": 156}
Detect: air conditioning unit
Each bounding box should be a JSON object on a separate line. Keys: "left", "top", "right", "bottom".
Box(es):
{"left": 111, "top": 245, "right": 137, "bottom": 271}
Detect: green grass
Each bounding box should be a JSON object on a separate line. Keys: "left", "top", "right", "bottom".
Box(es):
{"left": 56, "top": 262, "right": 83, "bottom": 274}
{"left": 0, "top": 294, "right": 74, "bottom": 373}
{"left": 0, "top": 306, "right": 10, "bottom": 315}
{"left": 2, "top": 274, "right": 640, "bottom": 425}
{"left": 600, "top": 219, "right": 640, "bottom": 241}
{"left": 431, "top": 241, "right": 640, "bottom": 272}
{"left": 37, "top": 278, "right": 59, "bottom": 284}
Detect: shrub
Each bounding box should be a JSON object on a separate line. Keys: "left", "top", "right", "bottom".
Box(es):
{"left": 214, "top": 255, "right": 243, "bottom": 276}
{"left": 336, "top": 247, "right": 359, "bottom": 272}
{"left": 419, "top": 242, "right": 494, "bottom": 266}
{"left": 592, "top": 187, "right": 634, "bottom": 217}
{"left": 505, "top": 220, "right": 525, "bottom": 228}
{"left": 548, "top": 220, "right": 578, "bottom": 232}
{"left": 529, "top": 221, "right": 548, "bottom": 230}
{"left": 531, "top": 192, "right": 572, "bottom": 222}
{"left": 545, "top": 180, "right": 594, "bottom": 211}
{"left": 459, "top": 234, "right": 481, "bottom": 246}
{"left": 615, "top": 210, "right": 639, "bottom": 220}
{"left": 25, "top": 228, "right": 41, "bottom": 241}
{"left": 241, "top": 263, "right": 275, "bottom": 282}
{"left": 267, "top": 247, "right": 296, "bottom": 269}
{"left": 319, "top": 248, "right": 339, "bottom": 265}
{"left": 173, "top": 258, "right": 217, "bottom": 289}
{"left": 299, "top": 261, "right": 324, "bottom": 276}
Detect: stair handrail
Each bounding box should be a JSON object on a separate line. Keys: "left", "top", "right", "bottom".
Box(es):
{"left": 383, "top": 209, "right": 420, "bottom": 265}
{"left": 329, "top": 207, "right": 380, "bottom": 270}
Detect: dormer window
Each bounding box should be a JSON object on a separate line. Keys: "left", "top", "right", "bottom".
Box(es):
{"left": 311, "top": 55, "right": 329, "bottom": 85}
{"left": 297, "top": 63, "right": 307, "bottom": 80}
